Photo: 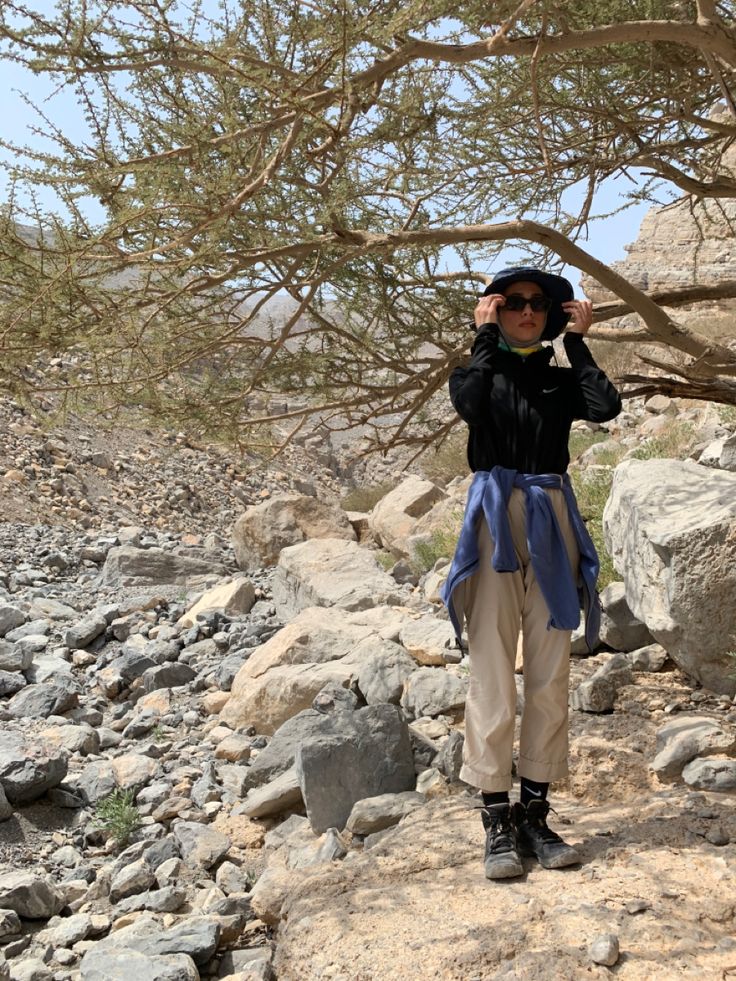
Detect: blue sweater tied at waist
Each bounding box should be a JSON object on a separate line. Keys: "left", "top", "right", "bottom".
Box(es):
{"left": 440, "top": 466, "right": 601, "bottom": 652}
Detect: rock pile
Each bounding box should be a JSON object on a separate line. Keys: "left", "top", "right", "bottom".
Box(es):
{"left": 2, "top": 377, "right": 736, "bottom": 979}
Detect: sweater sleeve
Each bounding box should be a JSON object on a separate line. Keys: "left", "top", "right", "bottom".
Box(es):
{"left": 448, "top": 323, "right": 499, "bottom": 425}
{"left": 563, "top": 332, "right": 622, "bottom": 422}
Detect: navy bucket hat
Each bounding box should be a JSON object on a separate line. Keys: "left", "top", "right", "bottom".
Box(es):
{"left": 483, "top": 265, "right": 575, "bottom": 341}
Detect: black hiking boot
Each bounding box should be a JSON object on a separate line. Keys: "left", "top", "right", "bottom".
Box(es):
{"left": 515, "top": 799, "right": 580, "bottom": 869}
{"left": 480, "top": 802, "right": 525, "bottom": 880}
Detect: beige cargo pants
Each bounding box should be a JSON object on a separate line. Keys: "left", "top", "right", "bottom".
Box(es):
{"left": 457, "top": 487, "right": 580, "bottom": 792}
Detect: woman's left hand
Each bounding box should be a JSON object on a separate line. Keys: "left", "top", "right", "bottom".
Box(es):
{"left": 562, "top": 299, "right": 593, "bottom": 335}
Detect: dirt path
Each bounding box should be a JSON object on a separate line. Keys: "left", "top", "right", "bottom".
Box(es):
{"left": 272, "top": 790, "right": 736, "bottom": 980}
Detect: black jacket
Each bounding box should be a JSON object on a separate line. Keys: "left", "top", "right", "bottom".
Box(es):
{"left": 449, "top": 324, "right": 622, "bottom": 474}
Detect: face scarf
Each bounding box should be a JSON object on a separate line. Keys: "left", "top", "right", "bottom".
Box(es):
{"left": 497, "top": 337, "right": 543, "bottom": 357}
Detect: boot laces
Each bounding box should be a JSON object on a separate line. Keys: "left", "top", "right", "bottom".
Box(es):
{"left": 479, "top": 806, "right": 515, "bottom": 854}
{"left": 526, "top": 802, "right": 564, "bottom": 844}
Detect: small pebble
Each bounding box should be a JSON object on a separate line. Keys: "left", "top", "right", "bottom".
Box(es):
{"left": 588, "top": 932, "right": 620, "bottom": 967}
{"left": 706, "top": 827, "right": 730, "bottom": 846}
{"left": 625, "top": 898, "right": 650, "bottom": 915}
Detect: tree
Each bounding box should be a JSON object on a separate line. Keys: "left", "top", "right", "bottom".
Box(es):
{"left": 1, "top": 0, "right": 735, "bottom": 459}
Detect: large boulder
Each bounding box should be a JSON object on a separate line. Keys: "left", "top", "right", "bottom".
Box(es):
{"left": 272, "top": 539, "right": 404, "bottom": 618}
{"left": 368, "top": 476, "right": 446, "bottom": 558}
{"left": 603, "top": 459, "right": 736, "bottom": 694}
{"left": 295, "top": 703, "right": 416, "bottom": 833}
{"left": 232, "top": 494, "right": 356, "bottom": 570}
{"left": 220, "top": 607, "right": 374, "bottom": 734}
{"left": 177, "top": 577, "right": 256, "bottom": 629}
{"left": 102, "top": 546, "right": 225, "bottom": 587}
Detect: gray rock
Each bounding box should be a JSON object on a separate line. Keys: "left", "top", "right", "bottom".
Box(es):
{"left": 108, "top": 650, "right": 157, "bottom": 684}
{"left": 345, "top": 791, "right": 426, "bottom": 835}
{"left": 0, "top": 786, "right": 11, "bottom": 822}
{"left": 682, "top": 757, "right": 736, "bottom": 791}
{"left": 436, "top": 730, "right": 465, "bottom": 781}
{"left": 39, "top": 912, "right": 93, "bottom": 947}
{"left": 109, "top": 859, "right": 157, "bottom": 903}
{"left": 0, "top": 733, "right": 68, "bottom": 804}
{"left": 213, "top": 652, "right": 248, "bottom": 691}
{"left": 82, "top": 916, "right": 219, "bottom": 970}
{"left": 400, "top": 668, "right": 468, "bottom": 719}
{"left": 603, "top": 459, "right": 736, "bottom": 694}
{"left": 142, "top": 639, "right": 181, "bottom": 665}
{"left": 143, "top": 836, "right": 181, "bottom": 870}
{"left": 26, "top": 652, "right": 70, "bottom": 684}
{"left": 142, "top": 662, "right": 195, "bottom": 692}
{"left": 65, "top": 613, "right": 107, "bottom": 649}
{"left": 244, "top": 709, "right": 340, "bottom": 791}
{"left": 39, "top": 724, "right": 99, "bottom": 757}
{"left": 232, "top": 493, "right": 355, "bottom": 570}
{"left": 651, "top": 716, "right": 736, "bottom": 781}
{"left": 628, "top": 643, "right": 668, "bottom": 672}
{"left": 0, "top": 606, "right": 26, "bottom": 638}
{"left": 190, "top": 762, "right": 220, "bottom": 809}
{"left": 114, "top": 886, "right": 187, "bottom": 915}
{"left": 588, "top": 933, "right": 620, "bottom": 967}
{"left": 7, "top": 682, "right": 78, "bottom": 719}
{"left": 215, "top": 862, "right": 247, "bottom": 896}
{"left": 0, "top": 670, "right": 27, "bottom": 697}
{"left": 80, "top": 948, "right": 199, "bottom": 981}
{"left": 356, "top": 640, "right": 418, "bottom": 704}
{"left": 5, "top": 619, "right": 50, "bottom": 642}
{"left": 102, "top": 545, "right": 225, "bottom": 587}
{"left": 173, "top": 821, "right": 230, "bottom": 869}
{"left": 0, "top": 908, "right": 21, "bottom": 940}
{"left": 6, "top": 958, "right": 53, "bottom": 980}
{"left": 0, "top": 871, "right": 64, "bottom": 919}
{"left": 408, "top": 727, "right": 439, "bottom": 769}
{"left": 217, "top": 948, "right": 273, "bottom": 980}
{"left": 721, "top": 432, "right": 736, "bottom": 471}
{"left": 239, "top": 768, "right": 303, "bottom": 819}
{"left": 0, "top": 641, "right": 32, "bottom": 673}
{"left": 570, "top": 654, "right": 633, "bottom": 713}
{"left": 312, "top": 681, "right": 359, "bottom": 714}
{"left": 599, "top": 582, "right": 654, "bottom": 651}
{"left": 74, "top": 759, "right": 117, "bottom": 805}
{"left": 296, "top": 702, "right": 416, "bottom": 833}
{"left": 272, "top": 538, "right": 404, "bottom": 618}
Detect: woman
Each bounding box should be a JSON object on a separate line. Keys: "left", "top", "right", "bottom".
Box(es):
{"left": 441, "top": 265, "right": 622, "bottom": 880}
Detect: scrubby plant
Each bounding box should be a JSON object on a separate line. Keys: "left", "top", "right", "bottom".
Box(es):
{"left": 340, "top": 482, "right": 397, "bottom": 513}
{"left": 418, "top": 430, "right": 469, "bottom": 487}
{"left": 629, "top": 421, "right": 695, "bottom": 461}
{"left": 375, "top": 550, "right": 395, "bottom": 571}
{"left": 568, "top": 429, "right": 608, "bottom": 462}
{"left": 93, "top": 789, "right": 142, "bottom": 848}
{"left": 411, "top": 523, "right": 460, "bottom": 575}
{"left": 570, "top": 467, "right": 617, "bottom": 591}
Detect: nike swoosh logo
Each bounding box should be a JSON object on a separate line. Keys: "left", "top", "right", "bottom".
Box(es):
{"left": 542, "top": 387, "right": 559, "bottom": 394}
{"left": 527, "top": 788, "right": 543, "bottom": 797}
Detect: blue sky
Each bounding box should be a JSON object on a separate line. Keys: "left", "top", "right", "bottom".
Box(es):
{"left": 0, "top": 10, "right": 653, "bottom": 292}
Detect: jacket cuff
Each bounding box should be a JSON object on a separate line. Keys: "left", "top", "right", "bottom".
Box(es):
{"left": 563, "top": 331, "right": 593, "bottom": 368}
{"left": 469, "top": 323, "right": 500, "bottom": 368}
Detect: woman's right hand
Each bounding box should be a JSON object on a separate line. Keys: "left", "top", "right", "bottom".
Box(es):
{"left": 474, "top": 293, "right": 505, "bottom": 328}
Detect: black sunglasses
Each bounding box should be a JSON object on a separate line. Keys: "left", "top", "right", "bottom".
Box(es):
{"left": 504, "top": 293, "right": 553, "bottom": 313}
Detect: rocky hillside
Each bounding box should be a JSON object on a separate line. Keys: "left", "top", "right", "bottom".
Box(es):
{"left": 1, "top": 380, "right": 736, "bottom": 981}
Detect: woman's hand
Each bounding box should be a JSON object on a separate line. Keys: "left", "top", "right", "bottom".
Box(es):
{"left": 563, "top": 299, "right": 593, "bottom": 335}
{"left": 474, "top": 293, "right": 505, "bottom": 328}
